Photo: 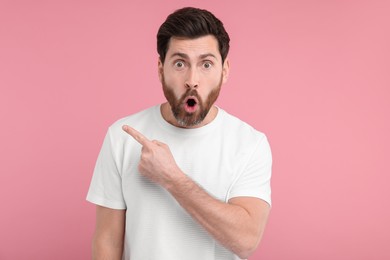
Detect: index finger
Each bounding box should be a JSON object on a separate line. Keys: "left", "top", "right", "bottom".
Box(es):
{"left": 122, "top": 125, "right": 151, "bottom": 146}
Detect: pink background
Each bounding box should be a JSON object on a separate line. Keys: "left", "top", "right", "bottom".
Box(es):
{"left": 1, "top": 0, "right": 389, "bottom": 259}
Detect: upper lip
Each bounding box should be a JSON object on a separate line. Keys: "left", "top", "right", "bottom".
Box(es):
{"left": 184, "top": 96, "right": 198, "bottom": 104}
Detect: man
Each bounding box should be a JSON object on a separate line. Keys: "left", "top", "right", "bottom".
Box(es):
{"left": 87, "top": 7, "right": 272, "bottom": 260}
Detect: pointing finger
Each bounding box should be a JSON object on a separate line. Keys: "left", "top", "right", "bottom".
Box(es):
{"left": 122, "top": 125, "right": 151, "bottom": 146}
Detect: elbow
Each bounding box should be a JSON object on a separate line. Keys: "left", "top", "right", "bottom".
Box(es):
{"left": 234, "top": 246, "right": 257, "bottom": 259}
{"left": 233, "top": 235, "right": 262, "bottom": 259}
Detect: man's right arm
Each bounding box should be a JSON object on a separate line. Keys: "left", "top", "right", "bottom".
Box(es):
{"left": 92, "top": 205, "right": 126, "bottom": 260}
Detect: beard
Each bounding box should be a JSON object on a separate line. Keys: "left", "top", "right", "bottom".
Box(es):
{"left": 162, "top": 75, "right": 223, "bottom": 127}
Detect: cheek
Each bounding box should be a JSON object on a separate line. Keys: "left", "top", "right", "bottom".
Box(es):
{"left": 200, "top": 75, "right": 222, "bottom": 94}
{"left": 208, "top": 75, "right": 222, "bottom": 86}
{"left": 162, "top": 73, "right": 182, "bottom": 99}
{"left": 163, "top": 67, "right": 180, "bottom": 85}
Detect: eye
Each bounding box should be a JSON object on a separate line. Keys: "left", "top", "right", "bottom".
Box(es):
{"left": 202, "top": 61, "right": 213, "bottom": 69}
{"left": 174, "top": 61, "right": 185, "bottom": 69}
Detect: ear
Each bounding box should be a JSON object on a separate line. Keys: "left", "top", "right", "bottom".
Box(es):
{"left": 158, "top": 58, "right": 164, "bottom": 83}
{"left": 222, "top": 58, "right": 230, "bottom": 84}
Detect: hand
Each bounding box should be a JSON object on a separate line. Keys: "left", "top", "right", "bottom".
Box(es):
{"left": 122, "top": 125, "right": 182, "bottom": 188}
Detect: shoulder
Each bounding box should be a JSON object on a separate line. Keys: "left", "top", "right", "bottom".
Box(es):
{"left": 99, "top": 106, "right": 159, "bottom": 149}
{"left": 219, "top": 109, "right": 267, "bottom": 144}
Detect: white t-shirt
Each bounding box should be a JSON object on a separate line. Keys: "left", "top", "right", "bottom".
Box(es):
{"left": 87, "top": 105, "right": 272, "bottom": 260}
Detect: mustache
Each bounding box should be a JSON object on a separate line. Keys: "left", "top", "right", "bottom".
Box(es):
{"left": 180, "top": 89, "right": 200, "bottom": 102}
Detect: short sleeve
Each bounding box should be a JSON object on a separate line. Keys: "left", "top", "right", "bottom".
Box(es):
{"left": 86, "top": 128, "right": 126, "bottom": 210}
{"left": 227, "top": 135, "right": 272, "bottom": 206}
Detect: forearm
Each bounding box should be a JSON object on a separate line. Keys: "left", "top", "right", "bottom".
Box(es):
{"left": 166, "top": 172, "right": 267, "bottom": 259}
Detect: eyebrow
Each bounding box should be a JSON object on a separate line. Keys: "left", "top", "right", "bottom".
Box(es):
{"left": 169, "top": 52, "right": 218, "bottom": 60}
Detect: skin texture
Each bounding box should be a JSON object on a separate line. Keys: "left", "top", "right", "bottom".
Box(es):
{"left": 93, "top": 35, "right": 270, "bottom": 259}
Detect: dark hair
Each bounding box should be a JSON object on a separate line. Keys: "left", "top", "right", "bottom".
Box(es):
{"left": 157, "top": 7, "right": 230, "bottom": 64}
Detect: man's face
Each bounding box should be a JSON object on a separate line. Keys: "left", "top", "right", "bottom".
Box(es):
{"left": 159, "top": 35, "right": 229, "bottom": 128}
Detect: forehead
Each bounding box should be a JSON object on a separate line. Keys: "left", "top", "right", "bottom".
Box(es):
{"left": 166, "top": 35, "right": 221, "bottom": 60}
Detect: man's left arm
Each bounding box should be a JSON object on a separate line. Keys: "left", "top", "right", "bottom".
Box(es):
{"left": 122, "top": 125, "right": 270, "bottom": 259}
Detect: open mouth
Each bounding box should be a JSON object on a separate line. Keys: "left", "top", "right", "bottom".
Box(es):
{"left": 184, "top": 96, "right": 198, "bottom": 112}
{"left": 187, "top": 98, "right": 196, "bottom": 107}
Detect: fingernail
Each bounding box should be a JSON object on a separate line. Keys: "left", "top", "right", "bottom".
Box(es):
{"left": 122, "top": 125, "right": 127, "bottom": 131}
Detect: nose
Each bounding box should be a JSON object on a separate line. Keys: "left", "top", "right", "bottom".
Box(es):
{"left": 185, "top": 68, "right": 199, "bottom": 89}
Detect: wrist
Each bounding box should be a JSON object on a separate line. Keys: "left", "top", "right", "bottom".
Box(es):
{"left": 164, "top": 169, "right": 188, "bottom": 193}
